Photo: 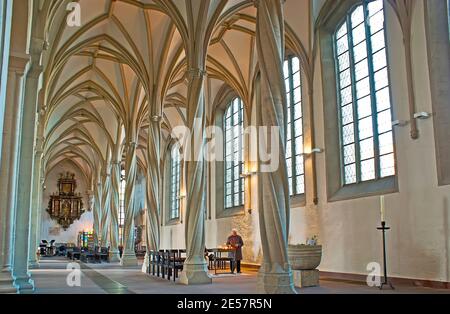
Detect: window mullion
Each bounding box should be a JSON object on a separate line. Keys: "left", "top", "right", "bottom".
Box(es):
{"left": 347, "top": 16, "right": 362, "bottom": 184}
{"left": 239, "top": 98, "right": 244, "bottom": 205}
{"left": 233, "top": 105, "right": 236, "bottom": 206}
{"left": 363, "top": 2, "right": 381, "bottom": 179}
{"left": 288, "top": 57, "right": 297, "bottom": 194}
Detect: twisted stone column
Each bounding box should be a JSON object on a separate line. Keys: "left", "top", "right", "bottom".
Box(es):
{"left": 145, "top": 117, "right": 161, "bottom": 252}
{"left": 142, "top": 116, "right": 162, "bottom": 272}
{"left": 255, "top": 0, "right": 295, "bottom": 294}
{"left": 12, "top": 50, "right": 43, "bottom": 293}
{"left": 0, "top": 55, "right": 27, "bottom": 293}
{"left": 109, "top": 161, "right": 121, "bottom": 262}
{"left": 93, "top": 181, "right": 102, "bottom": 246}
{"left": 100, "top": 172, "right": 111, "bottom": 247}
{"left": 179, "top": 69, "right": 211, "bottom": 285}
{"left": 121, "top": 142, "right": 138, "bottom": 266}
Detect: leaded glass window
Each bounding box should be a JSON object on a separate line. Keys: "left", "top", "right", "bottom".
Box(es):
{"left": 335, "top": 0, "right": 395, "bottom": 185}
{"left": 170, "top": 145, "right": 181, "bottom": 220}
{"left": 283, "top": 56, "right": 305, "bottom": 196}
{"left": 224, "top": 98, "right": 244, "bottom": 209}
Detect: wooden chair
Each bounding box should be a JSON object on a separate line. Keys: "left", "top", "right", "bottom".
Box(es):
{"left": 167, "top": 250, "right": 185, "bottom": 281}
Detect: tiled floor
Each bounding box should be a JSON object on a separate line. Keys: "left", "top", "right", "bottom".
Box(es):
{"left": 30, "top": 257, "right": 450, "bottom": 294}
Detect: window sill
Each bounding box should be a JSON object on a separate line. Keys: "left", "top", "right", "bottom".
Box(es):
{"left": 165, "top": 218, "right": 182, "bottom": 226}
{"left": 328, "top": 176, "right": 398, "bottom": 203}
{"left": 216, "top": 206, "right": 245, "bottom": 219}
{"left": 291, "top": 194, "right": 306, "bottom": 208}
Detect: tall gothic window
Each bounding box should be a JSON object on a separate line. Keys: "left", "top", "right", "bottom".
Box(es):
{"left": 170, "top": 144, "right": 181, "bottom": 220}
{"left": 224, "top": 98, "right": 244, "bottom": 209}
{"left": 119, "top": 168, "right": 125, "bottom": 245}
{"left": 334, "top": 0, "right": 395, "bottom": 185}
{"left": 284, "top": 56, "right": 305, "bottom": 196}
{"left": 447, "top": 0, "right": 450, "bottom": 38}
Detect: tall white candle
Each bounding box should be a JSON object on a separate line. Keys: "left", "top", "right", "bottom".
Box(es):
{"left": 380, "top": 195, "right": 385, "bottom": 222}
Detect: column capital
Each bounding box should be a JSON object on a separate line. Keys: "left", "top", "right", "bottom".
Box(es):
{"left": 25, "top": 62, "right": 43, "bottom": 79}
{"left": 9, "top": 55, "right": 30, "bottom": 75}
{"left": 186, "top": 68, "right": 206, "bottom": 80}
{"left": 151, "top": 115, "right": 163, "bottom": 123}
{"left": 253, "top": 0, "right": 285, "bottom": 7}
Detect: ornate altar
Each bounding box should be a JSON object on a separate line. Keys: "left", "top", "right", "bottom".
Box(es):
{"left": 47, "top": 172, "right": 85, "bottom": 230}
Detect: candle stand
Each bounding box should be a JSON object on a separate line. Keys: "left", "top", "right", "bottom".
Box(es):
{"left": 377, "top": 221, "right": 394, "bottom": 290}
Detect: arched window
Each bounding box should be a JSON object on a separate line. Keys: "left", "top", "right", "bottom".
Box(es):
{"left": 119, "top": 168, "right": 125, "bottom": 245}
{"left": 334, "top": 0, "right": 395, "bottom": 185}
{"left": 224, "top": 98, "right": 244, "bottom": 209}
{"left": 284, "top": 56, "right": 305, "bottom": 196}
{"left": 169, "top": 144, "right": 181, "bottom": 220}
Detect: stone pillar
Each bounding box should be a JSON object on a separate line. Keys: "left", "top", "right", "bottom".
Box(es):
{"left": 255, "top": 0, "right": 295, "bottom": 294}
{"left": 28, "top": 144, "right": 43, "bottom": 268}
{"left": 143, "top": 114, "right": 162, "bottom": 272}
{"left": 93, "top": 180, "right": 102, "bottom": 246}
{"left": 121, "top": 142, "right": 138, "bottom": 266}
{"left": 109, "top": 161, "right": 121, "bottom": 262}
{"left": 179, "top": 68, "right": 211, "bottom": 285}
{"left": 100, "top": 171, "right": 111, "bottom": 248}
{"left": 0, "top": 56, "right": 28, "bottom": 293}
{"left": 12, "top": 46, "right": 44, "bottom": 293}
{"left": 0, "top": 0, "right": 13, "bottom": 155}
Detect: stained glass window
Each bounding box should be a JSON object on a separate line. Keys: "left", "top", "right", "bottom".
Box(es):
{"left": 284, "top": 56, "right": 305, "bottom": 195}
{"left": 170, "top": 145, "right": 181, "bottom": 220}
{"left": 335, "top": 0, "right": 395, "bottom": 185}
{"left": 224, "top": 98, "right": 244, "bottom": 209}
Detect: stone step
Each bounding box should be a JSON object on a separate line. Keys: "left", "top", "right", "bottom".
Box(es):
{"left": 0, "top": 285, "right": 17, "bottom": 294}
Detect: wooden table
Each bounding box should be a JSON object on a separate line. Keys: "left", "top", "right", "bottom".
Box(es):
{"left": 208, "top": 248, "right": 236, "bottom": 275}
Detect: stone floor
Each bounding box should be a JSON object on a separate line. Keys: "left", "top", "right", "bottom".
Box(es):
{"left": 29, "top": 257, "right": 450, "bottom": 294}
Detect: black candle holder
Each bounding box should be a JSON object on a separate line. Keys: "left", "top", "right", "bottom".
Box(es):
{"left": 377, "top": 221, "right": 394, "bottom": 290}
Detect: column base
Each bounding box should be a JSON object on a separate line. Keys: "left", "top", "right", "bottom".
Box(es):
{"left": 13, "top": 276, "right": 34, "bottom": 294}
{"left": 120, "top": 251, "right": 138, "bottom": 267}
{"left": 108, "top": 250, "right": 121, "bottom": 263}
{"left": 0, "top": 270, "right": 16, "bottom": 294}
{"left": 179, "top": 262, "right": 212, "bottom": 285}
{"left": 141, "top": 252, "right": 149, "bottom": 273}
{"left": 0, "top": 269, "right": 12, "bottom": 281}
{"left": 257, "top": 270, "right": 297, "bottom": 294}
{"left": 28, "top": 260, "right": 40, "bottom": 269}
{"left": 292, "top": 269, "right": 319, "bottom": 288}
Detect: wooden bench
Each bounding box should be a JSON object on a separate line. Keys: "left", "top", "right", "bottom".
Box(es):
{"left": 80, "top": 250, "right": 95, "bottom": 263}
{"left": 148, "top": 249, "right": 186, "bottom": 281}
{"left": 67, "top": 247, "right": 81, "bottom": 260}
{"left": 94, "top": 247, "right": 109, "bottom": 263}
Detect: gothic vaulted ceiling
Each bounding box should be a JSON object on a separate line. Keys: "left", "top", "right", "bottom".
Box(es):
{"left": 31, "top": 0, "right": 312, "bottom": 187}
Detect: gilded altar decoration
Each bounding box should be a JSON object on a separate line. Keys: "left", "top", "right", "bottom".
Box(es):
{"left": 47, "top": 172, "right": 84, "bottom": 230}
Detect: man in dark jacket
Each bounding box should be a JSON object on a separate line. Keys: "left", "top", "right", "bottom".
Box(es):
{"left": 226, "top": 229, "right": 244, "bottom": 274}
